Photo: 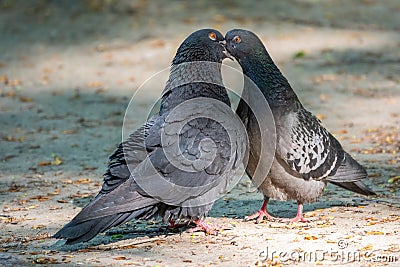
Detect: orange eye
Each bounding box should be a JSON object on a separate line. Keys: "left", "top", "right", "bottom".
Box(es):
{"left": 233, "top": 36, "right": 241, "bottom": 43}
{"left": 208, "top": 32, "right": 217, "bottom": 41}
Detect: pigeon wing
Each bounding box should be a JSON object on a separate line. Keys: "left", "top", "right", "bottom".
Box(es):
{"left": 139, "top": 99, "right": 246, "bottom": 205}
{"left": 277, "top": 109, "right": 344, "bottom": 180}
{"left": 100, "top": 115, "right": 158, "bottom": 195}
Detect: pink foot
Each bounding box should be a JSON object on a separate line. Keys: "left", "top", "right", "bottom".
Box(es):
{"left": 188, "top": 219, "right": 231, "bottom": 235}
{"left": 281, "top": 214, "right": 308, "bottom": 223}
{"left": 245, "top": 197, "right": 276, "bottom": 223}
{"left": 291, "top": 213, "right": 307, "bottom": 223}
{"left": 245, "top": 209, "right": 276, "bottom": 223}
{"left": 167, "top": 219, "right": 187, "bottom": 229}
{"left": 281, "top": 202, "right": 308, "bottom": 223}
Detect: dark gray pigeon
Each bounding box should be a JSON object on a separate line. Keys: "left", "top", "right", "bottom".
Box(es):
{"left": 54, "top": 29, "right": 247, "bottom": 244}
{"left": 225, "top": 29, "right": 376, "bottom": 223}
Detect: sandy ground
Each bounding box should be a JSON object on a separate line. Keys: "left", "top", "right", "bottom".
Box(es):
{"left": 0, "top": 0, "right": 399, "bottom": 266}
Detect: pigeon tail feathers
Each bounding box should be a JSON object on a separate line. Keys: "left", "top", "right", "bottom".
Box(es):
{"left": 327, "top": 152, "right": 376, "bottom": 196}
{"left": 53, "top": 205, "right": 159, "bottom": 245}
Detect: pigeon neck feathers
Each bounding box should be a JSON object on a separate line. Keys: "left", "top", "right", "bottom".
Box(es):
{"left": 240, "top": 51, "right": 300, "bottom": 109}
{"left": 166, "top": 60, "right": 224, "bottom": 90}
{"left": 225, "top": 29, "right": 299, "bottom": 108}
{"left": 161, "top": 63, "right": 228, "bottom": 114}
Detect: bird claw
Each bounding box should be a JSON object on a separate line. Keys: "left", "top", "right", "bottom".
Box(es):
{"left": 244, "top": 210, "right": 276, "bottom": 223}
{"left": 280, "top": 214, "right": 308, "bottom": 223}
{"left": 167, "top": 220, "right": 187, "bottom": 229}
{"left": 279, "top": 202, "right": 308, "bottom": 223}
{"left": 188, "top": 220, "right": 231, "bottom": 235}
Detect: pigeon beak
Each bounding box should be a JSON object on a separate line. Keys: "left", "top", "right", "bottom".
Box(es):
{"left": 219, "top": 40, "right": 234, "bottom": 61}
{"left": 223, "top": 50, "right": 234, "bottom": 61}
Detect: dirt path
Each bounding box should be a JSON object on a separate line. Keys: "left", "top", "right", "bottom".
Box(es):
{"left": 1, "top": 1, "right": 399, "bottom": 266}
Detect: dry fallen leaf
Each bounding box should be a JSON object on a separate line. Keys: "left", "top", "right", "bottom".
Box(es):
{"left": 335, "top": 129, "right": 348, "bottom": 135}
{"left": 380, "top": 215, "right": 400, "bottom": 223}
{"left": 3, "top": 205, "right": 38, "bottom": 212}
{"left": 361, "top": 244, "right": 373, "bottom": 251}
{"left": 365, "top": 231, "right": 384, "bottom": 235}
{"left": 113, "top": 256, "right": 127, "bottom": 260}
{"left": 48, "top": 188, "right": 61, "bottom": 196}
{"left": 0, "top": 75, "right": 8, "bottom": 83}
{"left": 2, "top": 135, "right": 25, "bottom": 142}
{"left": 69, "top": 192, "right": 93, "bottom": 199}
{"left": 29, "top": 195, "right": 51, "bottom": 202}
{"left": 5, "top": 183, "right": 25, "bottom": 192}
{"left": 350, "top": 138, "right": 363, "bottom": 144}
{"left": 77, "top": 248, "right": 94, "bottom": 253}
{"left": 62, "top": 129, "right": 78, "bottom": 135}
{"left": 87, "top": 81, "right": 102, "bottom": 88}
{"left": 38, "top": 161, "right": 52, "bottom": 166}
{"left": 0, "top": 216, "right": 20, "bottom": 224}
{"left": 19, "top": 96, "right": 33, "bottom": 102}
{"left": 368, "top": 173, "right": 381, "bottom": 178}
{"left": 304, "top": 235, "right": 318, "bottom": 240}
{"left": 33, "top": 257, "right": 59, "bottom": 264}
{"left": 73, "top": 178, "right": 92, "bottom": 185}
{"left": 255, "top": 260, "right": 268, "bottom": 267}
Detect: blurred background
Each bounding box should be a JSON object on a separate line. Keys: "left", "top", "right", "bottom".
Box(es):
{"left": 1, "top": 0, "right": 399, "bottom": 93}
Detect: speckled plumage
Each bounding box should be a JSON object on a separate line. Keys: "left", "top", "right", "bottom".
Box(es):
{"left": 54, "top": 29, "right": 246, "bottom": 244}
{"left": 225, "top": 29, "right": 375, "bottom": 221}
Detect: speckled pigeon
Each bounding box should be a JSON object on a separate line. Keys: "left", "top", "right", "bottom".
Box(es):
{"left": 54, "top": 29, "right": 246, "bottom": 244}
{"left": 225, "top": 29, "right": 376, "bottom": 223}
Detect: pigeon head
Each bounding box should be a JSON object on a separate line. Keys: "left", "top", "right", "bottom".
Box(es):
{"left": 225, "top": 29, "right": 292, "bottom": 102}
{"left": 172, "top": 29, "right": 227, "bottom": 64}
{"left": 225, "top": 29, "right": 271, "bottom": 65}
